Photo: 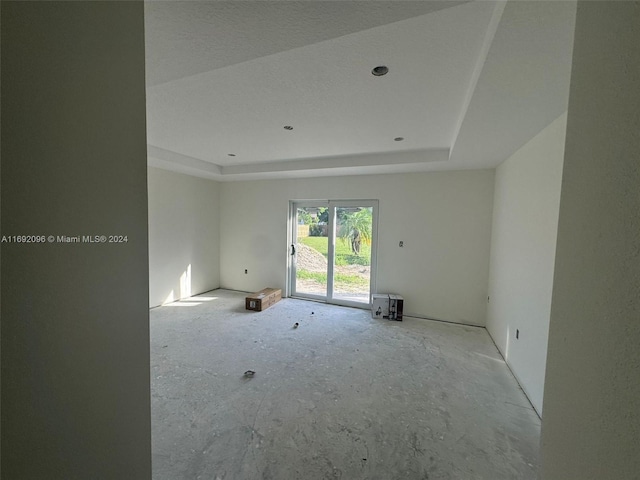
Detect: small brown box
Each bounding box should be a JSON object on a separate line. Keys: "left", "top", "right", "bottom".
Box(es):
{"left": 245, "top": 288, "right": 282, "bottom": 311}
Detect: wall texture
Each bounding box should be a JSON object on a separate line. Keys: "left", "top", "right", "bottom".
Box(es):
{"left": 1, "top": 2, "right": 151, "bottom": 478}
{"left": 220, "top": 170, "right": 494, "bottom": 326}
{"left": 486, "top": 113, "right": 567, "bottom": 414}
{"left": 541, "top": 2, "right": 640, "bottom": 478}
{"left": 148, "top": 167, "right": 220, "bottom": 307}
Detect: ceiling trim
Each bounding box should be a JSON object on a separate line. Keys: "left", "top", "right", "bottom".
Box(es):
{"left": 449, "top": 0, "right": 506, "bottom": 160}
{"left": 147, "top": 144, "right": 449, "bottom": 180}
{"left": 148, "top": 145, "right": 222, "bottom": 175}
{"left": 222, "top": 148, "right": 449, "bottom": 176}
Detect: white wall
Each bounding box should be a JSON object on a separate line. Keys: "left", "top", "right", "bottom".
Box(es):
{"left": 220, "top": 170, "right": 494, "bottom": 326}
{"left": 541, "top": 2, "right": 640, "bottom": 478}
{"left": 148, "top": 167, "right": 220, "bottom": 307}
{"left": 486, "top": 113, "right": 567, "bottom": 415}
{"left": 1, "top": 2, "right": 151, "bottom": 477}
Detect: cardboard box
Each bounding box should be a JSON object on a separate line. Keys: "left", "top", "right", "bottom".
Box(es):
{"left": 371, "top": 294, "right": 404, "bottom": 321}
{"left": 246, "top": 288, "right": 282, "bottom": 312}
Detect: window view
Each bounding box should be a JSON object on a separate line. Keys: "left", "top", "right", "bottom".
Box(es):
{"left": 295, "top": 207, "right": 328, "bottom": 297}
{"left": 294, "top": 205, "right": 373, "bottom": 304}
{"left": 332, "top": 206, "right": 372, "bottom": 303}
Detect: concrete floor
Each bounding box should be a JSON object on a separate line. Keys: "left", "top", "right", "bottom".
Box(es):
{"left": 151, "top": 289, "right": 540, "bottom": 480}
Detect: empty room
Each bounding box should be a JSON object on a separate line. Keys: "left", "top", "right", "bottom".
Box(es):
{"left": 1, "top": 1, "right": 638, "bottom": 480}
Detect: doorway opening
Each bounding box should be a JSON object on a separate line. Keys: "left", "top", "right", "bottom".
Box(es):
{"left": 289, "top": 200, "right": 378, "bottom": 308}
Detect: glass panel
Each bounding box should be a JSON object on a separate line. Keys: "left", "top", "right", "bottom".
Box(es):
{"left": 295, "top": 206, "right": 328, "bottom": 297}
{"left": 332, "top": 206, "right": 373, "bottom": 304}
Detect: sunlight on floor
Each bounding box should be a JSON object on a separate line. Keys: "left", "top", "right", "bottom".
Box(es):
{"left": 162, "top": 301, "right": 202, "bottom": 307}
{"left": 162, "top": 294, "right": 219, "bottom": 307}
{"left": 182, "top": 296, "right": 218, "bottom": 302}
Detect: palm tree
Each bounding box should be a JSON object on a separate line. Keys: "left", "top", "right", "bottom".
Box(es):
{"left": 339, "top": 208, "right": 372, "bottom": 255}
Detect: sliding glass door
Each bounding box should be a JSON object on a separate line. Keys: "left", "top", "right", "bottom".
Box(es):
{"left": 291, "top": 203, "right": 330, "bottom": 300}
{"left": 290, "top": 200, "right": 378, "bottom": 308}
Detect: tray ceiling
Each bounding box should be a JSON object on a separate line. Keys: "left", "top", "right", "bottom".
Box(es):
{"left": 145, "top": 1, "right": 576, "bottom": 181}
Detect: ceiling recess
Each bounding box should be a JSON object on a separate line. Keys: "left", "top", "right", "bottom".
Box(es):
{"left": 284, "top": 125, "right": 293, "bottom": 130}
{"left": 371, "top": 65, "right": 389, "bottom": 76}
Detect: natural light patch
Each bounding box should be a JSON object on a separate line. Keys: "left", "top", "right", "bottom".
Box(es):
{"left": 474, "top": 352, "right": 504, "bottom": 363}
{"left": 505, "top": 325, "right": 510, "bottom": 361}
{"left": 163, "top": 290, "right": 175, "bottom": 305}
{"left": 180, "top": 296, "right": 218, "bottom": 302}
{"left": 179, "top": 264, "right": 192, "bottom": 299}
{"left": 164, "top": 301, "right": 202, "bottom": 307}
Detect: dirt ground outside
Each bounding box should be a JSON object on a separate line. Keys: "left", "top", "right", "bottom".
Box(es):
{"left": 295, "top": 243, "right": 370, "bottom": 298}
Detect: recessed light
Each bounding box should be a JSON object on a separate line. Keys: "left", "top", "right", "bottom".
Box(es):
{"left": 372, "top": 65, "right": 389, "bottom": 76}
{"left": 394, "top": 137, "right": 404, "bottom": 142}
{"left": 284, "top": 125, "right": 293, "bottom": 130}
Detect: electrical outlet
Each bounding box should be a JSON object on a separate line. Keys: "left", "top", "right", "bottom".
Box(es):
{"left": 399, "top": 241, "right": 404, "bottom": 247}
{"left": 516, "top": 329, "right": 520, "bottom": 339}
{"left": 244, "top": 269, "right": 248, "bottom": 274}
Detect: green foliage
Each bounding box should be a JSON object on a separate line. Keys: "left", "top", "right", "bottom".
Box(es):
{"left": 317, "top": 207, "right": 329, "bottom": 223}
{"left": 299, "top": 207, "right": 328, "bottom": 236}
{"left": 300, "top": 236, "right": 328, "bottom": 253}
{"left": 338, "top": 208, "right": 372, "bottom": 255}
{"left": 295, "top": 269, "right": 326, "bottom": 283}
{"left": 299, "top": 236, "right": 370, "bottom": 266}
{"left": 335, "top": 253, "right": 370, "bottom": 267}
{"left": 309, "top": 224, "right": 324, "bottom": 237}
{"left": 297, "top": 209, "right": 313, "bottom": 225}
{"left": 296, "top": 269, "right": 368, "bottom": 287}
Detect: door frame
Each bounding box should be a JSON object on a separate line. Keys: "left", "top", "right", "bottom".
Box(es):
{"left": 288, "top": 199, "right": 378, "bottom": 309}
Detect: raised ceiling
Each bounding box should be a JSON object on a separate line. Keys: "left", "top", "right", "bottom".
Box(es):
{"left": 145, "top": 1, "right": 576, "bottom": 181}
